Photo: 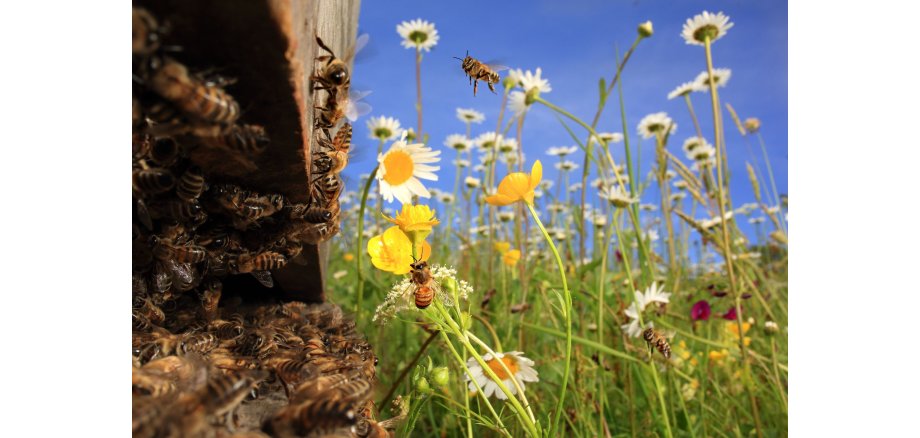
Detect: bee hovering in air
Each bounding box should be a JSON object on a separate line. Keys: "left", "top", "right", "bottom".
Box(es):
{"left": 408, "top": 260, "right": 440, "bottom": 309}
{"left": 455, "top": 51, "right": 508, "bottom": 96}
{"left": 642, "top": 327, "right": 672, "bottom": 359}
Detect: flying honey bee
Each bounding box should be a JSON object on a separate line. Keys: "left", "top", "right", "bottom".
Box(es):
{"left": 148, "top": 56, "right": 240, "bottom": 127}
{"left": 455, "top": 51, "right": 508, "bottom": 96}
{"left": 408, "top": 260, "right": 438, "bottom": 309}
{"left": 642, "top": 327, "right": 672, "bottom": 359}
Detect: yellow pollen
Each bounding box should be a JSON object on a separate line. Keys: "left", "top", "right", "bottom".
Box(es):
{"left": 383, "top": 151, "right": 414, "bottom": 186}
{"left": 486, "top": 356, "right": 519, "bottom": 380}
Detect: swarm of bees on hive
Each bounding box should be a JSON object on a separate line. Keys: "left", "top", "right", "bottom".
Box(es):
{"left": 132, "top": 7, "right": 389, "bottom": 437}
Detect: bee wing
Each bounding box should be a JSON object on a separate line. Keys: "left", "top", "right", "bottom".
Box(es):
{"left": 251, "top": 271, "right": 274, "bottom": 288}
{"left": 348, "top": 88, "right": 372, "bottom": 102}
{"left": 165, "top": 259, "right": 194, "bottom": 285}
{"left": 482, "top": 60, "right": 510, "bottom": 72}
{"left": 345, "top": 101, "right": 372, "bottom": 122}
{"left": 344, "top": 33, "right": 370, "bottom": 63}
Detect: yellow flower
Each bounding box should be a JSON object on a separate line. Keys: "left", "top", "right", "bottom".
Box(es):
{"left": 343, "top": 253, "right": 355, "bottom": 262}
{"left": 367, "top": 226, "right": 431, "bottom": 275}
{"left": 502, "top": 249, "right": 521, "bottom": 267}
{"left": 709, "top": 349, "right": 729, "bottom": 362}
{"left": 485, "top": 160, "right": 543, "bottom": 206}
{"left": 494, "top": 241, "right": 511, "bottom": 253}
{"left": 726, "top": 321, "right": 752, "bottom": 347}
{"left": 384, "top": 204, "right": 440, "bottom": 250}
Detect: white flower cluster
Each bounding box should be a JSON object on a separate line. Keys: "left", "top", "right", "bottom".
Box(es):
{"left": 373, "top": 265, "right": 473, "bottom": 323}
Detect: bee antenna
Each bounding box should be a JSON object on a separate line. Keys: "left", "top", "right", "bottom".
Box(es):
{"left": 452, "top": 56, "right": 463, "bottom": 61}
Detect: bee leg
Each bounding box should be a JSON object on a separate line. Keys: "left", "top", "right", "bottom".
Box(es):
{"left": 473, "top": 80, "right": 478, "bottom": 96}
{"left": 488, "top": 82, "right": 496, "bottom": 94}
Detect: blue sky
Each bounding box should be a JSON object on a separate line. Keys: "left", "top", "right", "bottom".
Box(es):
{"left": 345, "top": 0, "right": 787, "bottom": 246}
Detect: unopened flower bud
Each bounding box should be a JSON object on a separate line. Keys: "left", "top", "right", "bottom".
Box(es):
{"left": 416, "top": 376, "right": 431, "bottom": 393}
{"left": 431, "top": 366, "right": 450, "bottom": 387}
{"left": 638, "top": 21, "right": 654, "bottom": 38}
{"left": 764, "top": 321, "right": 779, "bottom": 336}
{"left": 743, "top": 117, "right": 761, "bottom": 134}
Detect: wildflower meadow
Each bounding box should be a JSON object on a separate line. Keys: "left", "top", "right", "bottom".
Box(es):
{"left": 327, "top": 6, "right": 788, "bottom": 438}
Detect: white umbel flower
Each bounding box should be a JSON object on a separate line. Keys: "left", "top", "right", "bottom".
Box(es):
{"left": 444, "top": 134, "right": 472, "bottom": 151}
{"left": 681, "top": 11, "right": 734, "bottom": 46}
{"left": 547, "top": 146, "right": 578, "bottom": 157}
{"left": 599, "top": 185, "right": 638, "bottom": 208}
{"left": 456, "top": 108, "right": 485, "bottom": 124}
{"left": 637, "top": 112, "right": 677, "bottom": 139}
{"left": 376, "top": 135, "right": 441, "bottom": 204}
{"left": 374, "top": 265, "right": 471, "bottom": 322}
{"left": 694, "top": 68, "right": 732, "bottom": 89}
{"left": 465, "top": 351, "right": 539, "bottom": 400}
{"left": 668, "top": 81, "right": 702, "bottom": 100}
{"left": 508, "top": 68, "right": 552, "bottom": 93}
{"left": 367, "top": 116, "right": 404, "bottom": 141}
{"left": 396, "top": 18, "right": 439, "bottom": 51}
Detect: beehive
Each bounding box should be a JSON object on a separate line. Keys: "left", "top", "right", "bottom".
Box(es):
{"left": 131, "top": 2, "right": 383, "bottom": 435}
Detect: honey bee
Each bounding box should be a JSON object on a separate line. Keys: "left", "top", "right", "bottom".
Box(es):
{"left": 272, "top": 358, "right": 320, "bottom": 388}
{"left": 316, "top": 122, "right": 352, "bottom": 174}
{"left": 310, "top": 173, "right": 343, "bottom": 207}
{"left": 209, "top": 319, "right": 244, "bottom": 340}
{"left": 132, "top": 8, "right": 164, "bottom": 57}
{"left": 237, "top": 251, "right": 287, "bottom": 273}
{"left": 133, "top": 167, "right": 175, "bottom": 195}
{"left": 199, "top": 279, "right": 221, "bottom": 322}
{"left": 150, "top": 236, "right": 208, "bottom": 264}
{"left": 298, "top": 221, "right": 340, "bottom": 245}
{"left": 148, "top": 57, "right": 240, "bottom": 126}
{"left": 267, "top": 397, "right": 357, "bottom": 437}
{"left": 203, "top": 370, "right": 269, "bottom": 418}
{"left": 147, "top": 137, "right": 181, "bottom": 167}
{"left": 201, "top": 123, "right": 270, "bottom": 155}
{"left": 179, "top": 332, "right": 219, "bottom": 355}
{"left": 176, "top": 165, "right": 206, "bottom": 202}
{"left": 642, "top": 327, "right": 672, "bottom": 359}
{"left": 455, "top": 52, "right": 507, "bottom": 96}
{"left": 132, "top": 367, "right": 176, "bottom": 398}
{"left": 409, "top": 260, "right": 438, "bottom": 309}
{"left": 311, "top": 34, "right": 368, "bottom": 95}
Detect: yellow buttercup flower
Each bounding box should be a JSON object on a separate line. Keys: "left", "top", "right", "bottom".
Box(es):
{"left": 343, "top": 253, "right": 355, "bottom": 262}
{"left": 367, "top": 226, "right": 431, "bottom": 275}
{"left": 494, "top": 241, "right": 511, "bottom": 253}
{"left": 485, "top": 160, "right": 543, "bottom": 206}
{"left": 709, "top": 349, "right": 729, "bottom": 362}
{"left": 384, "top": 204, "right": 440, "bottom": 251}
{"left": 502, "top": 249, "right": 521, "bottom": 267}
{"left": 726, "top": 321, "right": 752, "bottom": 347}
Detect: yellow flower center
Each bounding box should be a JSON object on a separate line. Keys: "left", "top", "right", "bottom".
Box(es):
{"left": 486, "top": 356, "right": 519, "bottom": 380}
{"left": 383, "top": 151, "right": 414, "bottom": 186}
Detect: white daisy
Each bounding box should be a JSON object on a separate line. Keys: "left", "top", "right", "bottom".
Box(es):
{"left": 670, "top": 192, "right": 687, "bottom": 202}
{"left": 637, "top": 112, "right": 677, "bottom": 139}
{"left": 568, "top": 182, "right": 582, "bottom": 192}
{"left": 367, "top": 116, "right": 404, "bottom": 141}
{"left": 456, "top": 108, "right": 486, "bottom": 124}
{"left": 547, "top": 146, "right": 578, "bottom": 157}
{"left": 682, "top": 136, "right": 711, "bottom": 154}
{"left": 332, "top": 270, "right": 348, "bottom": 280}
{"left": 694, "top": 68, "right": 732, "bottom": 89}
{"left": 687, "top": 143, "right": 716, "bottom": 162}
{"left": 699, "top": 211, "right": 734, "bottom": 229}
{"left": 673, "top": 180, "right": 689, "bottom": 190}
{"left": 499, "top": 138, "right": 518, "bottom": 154}
{"left": 507, "top": 91, "right": 530, "bottom": 118}
{"left": 444, "top": 134, "right": 472, "bottom": 151}
{"left": 640, "top": 204, "right": 658, "bottom": 212}
{"left": 666, "top": 170, "right": 677, "bottom": 180}
{"left": 475, "top": 132, "right": 504, "bottom": 150}
{"left": 473, "top": 164, "right": 486, "bottom": 173}
{"left": 497, "top": 211, "right": 514, "bottom": 222}
{"left": 599, "top": 185, "right": 638, "bottom": 208}
{"left": 592, "top": 132, "right": 624, "bottom": 144}
{"left": 587, "top": 212, "right": 608, "bottom": 228}
{"left": 668, "top": 81, "right": 702, "bottom": 100}
{"left": 439, "top": 193, "right": 455, "bottom": 204}
{"left": 547, "top": 203, "right": 567, "bottom": 213}
{"left": 396, "top": 18, "right": 439, "bottom": 52}
{"left": 734, "top": 203, "right": 758, "bottom": 215}
{"left": 464, "top": 176, "right": 481, "bottom": 188}
{"left": 465, "top": 351, "right": 539, "bottom": 400}
{"left": 454, "top": 158, "right": 471, "bottom": 168}
{"left": 539, "top": 180, "right": 554, "bottom": 190}
{"left": 508, "top": 68, "right": 552, "bottom": 93}
{"left": 376, "top": 136, "right": 441, "bottom": 204}
{"left": 555, "top": 160, "right": 579, "bottom": 171}
{"left": 681, "top": 11, "right": 734, "bottom": 46}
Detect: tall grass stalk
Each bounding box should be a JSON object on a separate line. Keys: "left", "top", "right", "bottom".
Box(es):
{"left": 355, "top": 166, "right": 378, "bottom": 316}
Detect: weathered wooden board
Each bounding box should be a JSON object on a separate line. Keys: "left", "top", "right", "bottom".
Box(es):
{"left": 136, "top": 0, "right": 361, "bottom": 302}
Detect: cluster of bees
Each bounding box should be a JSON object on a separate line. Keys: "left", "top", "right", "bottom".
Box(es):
{"left": 132, "top": 7, "right": 385, "bottom": 437}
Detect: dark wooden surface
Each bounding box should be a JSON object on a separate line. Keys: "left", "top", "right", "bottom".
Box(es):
{"left": 136, "top": 0, "right": 361, "bottom": 302}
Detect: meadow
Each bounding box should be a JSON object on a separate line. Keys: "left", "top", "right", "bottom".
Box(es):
{"left": 326, "top": 11, "right": 787, "bottom": 437}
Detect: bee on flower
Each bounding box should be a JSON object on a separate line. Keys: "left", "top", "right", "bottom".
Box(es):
{"left": 374, "top": 265, "right": 473, "bottom": 322}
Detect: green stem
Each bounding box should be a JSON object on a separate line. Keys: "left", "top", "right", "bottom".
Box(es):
{"left": 757, "top": 132, "right": 787, "bottom": 235}
{"left": 527, "top": 202, "right": 572, "bottom": 437}
{"left": 355, "top": 166, "right": 379, "bottom": 315}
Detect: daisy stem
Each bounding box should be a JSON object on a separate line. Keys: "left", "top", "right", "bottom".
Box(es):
{"left": 466, "top": 331, "right": 537, "bottom": 424}
{"left": 704, "top": 36, "right": 764, "bottom": 438}
{"left": 436, "top": 328, "right": 509, "bottom": 435}
{"left": 414, "top": 47, "right": 423, "bottom": 138}
{"left": 434, "top": 301, "right": 539, "bottom": 436}
{"left": 656, "top": 134, "right": 678, "bottom": 274}
{"left": 526, "top": 201, "right": 572, "bottom": 438}
{"left": 756, "top": 132, "right": 786, "bottom": 235}
{"left": 355, "top": 165, "right": 379, "bottom": 316}
{"left": 683, "top": 93, "right": 705, "bottom": 141}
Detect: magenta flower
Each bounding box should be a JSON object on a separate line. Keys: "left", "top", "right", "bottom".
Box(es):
{"left": 722, "top": 307, "right": 737, "bottom": 320}
{"left": 691, "top": 300, "right": 711, "bottom": 321}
